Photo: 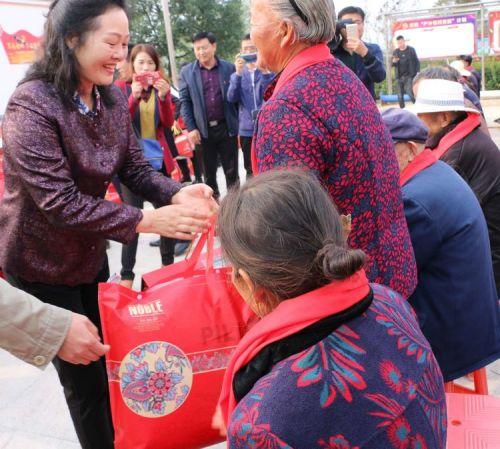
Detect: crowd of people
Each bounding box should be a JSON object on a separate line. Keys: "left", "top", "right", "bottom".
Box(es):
{"left": 0, "top": 0, "right": 499, "bottom": 448}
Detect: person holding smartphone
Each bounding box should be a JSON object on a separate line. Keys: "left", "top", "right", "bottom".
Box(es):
{"left": 328, "top": 6, "right": 386, "bottom": 100}
{"left": 227, "top": 34, "right": 274, "bottom": 179}
{"left": 115, "top": 43, "right": 185, "bottom": 289}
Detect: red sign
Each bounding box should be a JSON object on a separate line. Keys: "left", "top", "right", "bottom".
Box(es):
{"left": 490, "top": 11, "right": 500, "bottom": 54}
{"left": 0, "top": 26, "right": 41, "bottom": 64}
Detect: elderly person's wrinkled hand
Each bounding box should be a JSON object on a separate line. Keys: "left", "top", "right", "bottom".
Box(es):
{"left": 172, "top": 184, "right": 219, "bottom": 216}
{"left": 136, "top": 184, "right": 218, "bottom": 240}
{"left": 139, "top": 204, "right": 212, "bottom": 240}
{"left": 345, "top": 38, "right": 368, "bottom": 57}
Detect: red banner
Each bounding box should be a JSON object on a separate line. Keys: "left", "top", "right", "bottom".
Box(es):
{"left": 0, "top": 26, "right": 41, "bottom": 64}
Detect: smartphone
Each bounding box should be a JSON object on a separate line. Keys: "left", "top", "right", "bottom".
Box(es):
{"left": 240, "top": 53, "right": 258, "bottom": 64}
{"left": 135, "top": 71, "right": 160, "bottom": 89}
{"left": 346, "top": 23, "right": 359, "bottom": 41}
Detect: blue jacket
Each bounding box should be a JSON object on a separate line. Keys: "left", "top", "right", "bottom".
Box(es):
{"left": 227, "top": 68, "right": 274, "bottom": 137}
{"left": 332, "top": 42, "right": 386, "bottom": 99}
{"left": 403, "top": 161, "right": 500, "bottom": 382}
{"left": 179, "top": 58, "right": 239, "bottom": 139}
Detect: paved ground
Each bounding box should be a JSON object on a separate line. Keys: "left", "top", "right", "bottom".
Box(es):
{"left": 0, "top": 101, "right": 499, "bottom": 449}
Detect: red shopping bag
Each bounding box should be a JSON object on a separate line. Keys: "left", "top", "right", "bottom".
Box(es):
{"left": 174, "top": 131, "right": 194, "bottom": 158}
{"left": 99, "top": 228, "right": 256, "bottom": 449}
{"left": 104, "top": 182, "right": 121, "bottom": 204}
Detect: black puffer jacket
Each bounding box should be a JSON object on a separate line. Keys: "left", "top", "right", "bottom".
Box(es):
{"left": 428, "top": 122, "right": 500, "bottom": 294}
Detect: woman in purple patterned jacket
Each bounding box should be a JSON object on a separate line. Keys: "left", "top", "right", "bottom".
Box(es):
{"left": 250, "top": 0, "right": 417, "bottom": 298}
{"left": 216, "top": 170, "right": 446, "bottom": 449}
{"left": 0, "top": 1, "right": 216, "bottom": 448}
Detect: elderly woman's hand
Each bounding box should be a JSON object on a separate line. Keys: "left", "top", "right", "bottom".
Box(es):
{"left": 137, "top": 204, "right": 212, "bottom": 240}
{"left": 172, "top": 184, "right": 219, "bottom": 216}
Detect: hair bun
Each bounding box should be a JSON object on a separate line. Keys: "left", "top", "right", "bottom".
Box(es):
{"left": 316, "top": 240, "right": 366, "bottom": 281}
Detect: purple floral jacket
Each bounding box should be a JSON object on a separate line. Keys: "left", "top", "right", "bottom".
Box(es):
{"left": 228, "top": 284, "right": 447, "bottom": 449}
{"left": 254, "top": 55, "right": 417, "bottom": 298}
{"left": 0, "top": 80, "right": 181, "bottom": 286}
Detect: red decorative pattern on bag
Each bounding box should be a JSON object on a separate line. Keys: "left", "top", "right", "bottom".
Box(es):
{"left": 99, "top": 227, "right": 256, "bottom": 449}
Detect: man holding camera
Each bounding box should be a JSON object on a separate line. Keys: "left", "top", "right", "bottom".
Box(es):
{"left": 329, "top": 6, "right": 386, "bottom": 100}
{"left": 227, "top": 34, "right": 274, "bottom": 178}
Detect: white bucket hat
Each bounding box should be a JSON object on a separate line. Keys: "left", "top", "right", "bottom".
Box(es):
{"left": 413, "top": 79, "right": 480, "bottom": 115}
{"left": 449, "top": 59, "right": 472, "bottom": 77}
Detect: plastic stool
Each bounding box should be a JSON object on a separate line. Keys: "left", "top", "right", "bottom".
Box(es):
{"left": 446, "top": 393, "right": 500, "bottom": 448}
{"left": 445, "top": 368, "right": 489, "bottom": 395}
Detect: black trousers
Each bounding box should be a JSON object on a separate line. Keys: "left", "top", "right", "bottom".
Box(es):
{"left": 7, "top": 262, "right": 114, "bottom": 449}
{"left": 120, "top": 183, "right": 175, "bottom": 280}
{"left": 240, "top": 136, "right": 253, "bottom": 177}
{"left": 200, "top": 122, "right": 239, "bottom": 197}
{"left": 192, "top": 146, "right": 205, "bottom": 182}
{"left": 397, "top": 75, "right": 416, "bottom": 108}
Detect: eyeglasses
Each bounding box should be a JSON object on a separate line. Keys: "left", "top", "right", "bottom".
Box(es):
{"left": 289, "top": 0, "right": 309, "bottom": 25}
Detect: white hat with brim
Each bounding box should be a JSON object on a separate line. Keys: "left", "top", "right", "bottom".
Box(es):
{"left": 413, "top": 79, "right": 480, "bottom": 115}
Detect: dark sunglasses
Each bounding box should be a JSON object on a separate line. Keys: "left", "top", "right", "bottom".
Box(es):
{"left": 289, "top": 0, "right": 309, "bottom": 25}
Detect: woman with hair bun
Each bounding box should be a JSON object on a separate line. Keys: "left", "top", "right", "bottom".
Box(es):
{"left": 215, "top": 170, "right": 446, "bottom": 449}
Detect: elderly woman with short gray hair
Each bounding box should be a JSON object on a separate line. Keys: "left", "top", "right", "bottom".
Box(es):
{"left": 251, "top": 0, "right": 417, "bottom": 299}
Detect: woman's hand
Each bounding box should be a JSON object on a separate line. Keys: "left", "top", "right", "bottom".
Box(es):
{"left": 154, "top": 78, "right": 170, "bottom": 101}
{"left": 137, "top": 205, "right": 211, "bottom": 240}
{"left": 136, "top": 184, "right": 218, "bottom": 239}
{"left": 131, "top": 80, "right": 143, "bottom": 100}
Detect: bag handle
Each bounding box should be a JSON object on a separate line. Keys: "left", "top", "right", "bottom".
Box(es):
{"left": 184, "top": 219, "right": 217, "bottom": 275}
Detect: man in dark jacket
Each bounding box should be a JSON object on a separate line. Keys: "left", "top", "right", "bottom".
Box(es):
{"left": 392, "top": 35, "right": 420, "bottom": 108}
{"left": 179, "top": 31, "right": 239, "bottom": 197}
{"left": 329, "top": 6, "right": 386, "bottom": 100}
{"left": 227, "top": 34, "right": 274, "bottom": 178}
{"left": 382, "top": 107, "right": 500, "bottom": 382}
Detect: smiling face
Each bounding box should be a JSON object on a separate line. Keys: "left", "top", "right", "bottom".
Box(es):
{"left": 250, "top": 0, "right": 283, "bottom": 72}
{"left": 193, "top": 38, "right": 217, "bottom": 67}
{"left": 72, "top": 7, "right": 129, "bottom": 89}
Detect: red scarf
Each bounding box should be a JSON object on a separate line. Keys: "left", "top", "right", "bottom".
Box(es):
{"left": 251, "top": 44, "right": 334, "bottom": 173}
{"left": 431, "top": 112, "right": 481, "bottom": 160}
{"left": 218, "top": 269, "right": 370, "bottom": 425}
{"left": 399, "top": 149, "right": 437, "bottom": 187}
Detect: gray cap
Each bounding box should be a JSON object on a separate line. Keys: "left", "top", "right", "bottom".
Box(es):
{"left": 381, "top": 108, "right": 429, "bottom": 143}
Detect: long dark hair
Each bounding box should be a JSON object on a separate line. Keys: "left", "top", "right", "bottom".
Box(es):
{"left": 22, "top": 0, "right": 127, "bottom": 106}
{"left": 218, "top": 170, "right": 366, "bottom": 307}
{"left": 126, "top": 43, "right": 168, "bottom": 83}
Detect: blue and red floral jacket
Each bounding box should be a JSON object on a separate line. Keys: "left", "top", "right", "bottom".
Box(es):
{"left": 228, "top": 284, "right": 447, "bottom": 449}
{"left": 253, "top": 52, "right": 417, "bottom": 298}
